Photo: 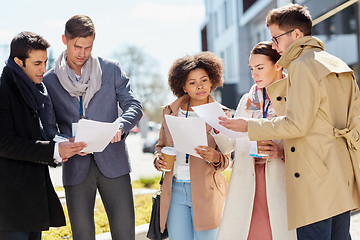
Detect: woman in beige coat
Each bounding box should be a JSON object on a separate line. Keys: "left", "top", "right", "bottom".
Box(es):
{"left": 216, "top": 42, "right": 297, "bottom": 240}
{"left": 153, "top": 52, "right": 231, "bottom": 240}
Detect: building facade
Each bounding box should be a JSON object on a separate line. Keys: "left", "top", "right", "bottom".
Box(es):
{"left": 202, "top": 0, "right": 359, "bottom": 109}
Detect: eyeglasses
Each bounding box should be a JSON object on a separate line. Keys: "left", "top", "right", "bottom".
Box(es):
{"left": 271, "top": 29, "right": 295, "bottom": 45}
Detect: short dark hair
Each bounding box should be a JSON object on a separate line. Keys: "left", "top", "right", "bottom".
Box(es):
{"left": 168, "top": 51, "right": 224, "bottom": 98}
{"left": 251, "top": 41, "right": 281, "bottom": 64}
{"left": 65, "top": 15, "right": 95, "bottom": 40}
{"left": 266, "top": 3, "right": 312, "bottom": 36}
{"left": 9, "top": 31, "right": 50, "bottom": 66}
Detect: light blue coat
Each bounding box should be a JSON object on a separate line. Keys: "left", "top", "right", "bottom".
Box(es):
{"left": 43, "top": 57, "right": 143, "bottom": 186}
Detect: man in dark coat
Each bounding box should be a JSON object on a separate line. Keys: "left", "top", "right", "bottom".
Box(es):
{"left": 0, "top": 32, "right": 86, "bottom": 240}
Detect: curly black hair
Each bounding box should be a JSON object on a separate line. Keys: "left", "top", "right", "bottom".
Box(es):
{"left": 168, "top": 51, "right": 224, "bottom": 98}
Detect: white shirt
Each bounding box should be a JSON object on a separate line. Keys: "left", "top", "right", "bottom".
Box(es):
{"left": 173, "top": 108, "right": 199, "bottom": 181}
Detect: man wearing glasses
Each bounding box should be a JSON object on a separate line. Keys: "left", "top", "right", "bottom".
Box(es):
{"left": 271, "top": 29, "right": 295, "bottom": 55}
{"left": 219, "top": 3, "right": 360, "bottom": 240}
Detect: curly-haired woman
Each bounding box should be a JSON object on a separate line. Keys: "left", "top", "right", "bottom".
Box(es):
{"left": 153, "top": 52, "right": 231, "bottom": 240}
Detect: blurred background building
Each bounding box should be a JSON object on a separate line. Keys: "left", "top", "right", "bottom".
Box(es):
{"left": 201, "top": 0, "right": 360, "bottom": 110}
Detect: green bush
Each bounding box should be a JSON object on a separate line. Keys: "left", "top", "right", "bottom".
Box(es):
{"left": 132, "top": 175, "right": 161, "bottom": 189}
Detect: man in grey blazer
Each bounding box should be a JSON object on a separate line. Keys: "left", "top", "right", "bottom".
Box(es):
{"left": 43, "top": 15, "right": 143, "bottom": 240}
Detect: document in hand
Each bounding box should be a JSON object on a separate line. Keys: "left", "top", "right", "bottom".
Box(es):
{"left": 164, "top": 115, "right": 207, "bottom": 158}
{"left": 74, "top": 119, "right": 121, "bottom": 153}
{"left": 192, "top": 102, "right": 248, "bottom": 138}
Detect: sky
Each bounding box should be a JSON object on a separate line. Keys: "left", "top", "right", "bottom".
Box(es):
{"left": 0, "top": 0, "right": 205, "bottom": 81}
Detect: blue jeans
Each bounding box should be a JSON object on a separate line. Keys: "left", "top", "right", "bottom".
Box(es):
{"left": 0, "top": 231, "right": 41, "bottom": 240}
{"left": 166, "top": 177, "right": 218, "bottom": 240}
{"left": 296, "top": 211, "right": 351, "bottom": 240}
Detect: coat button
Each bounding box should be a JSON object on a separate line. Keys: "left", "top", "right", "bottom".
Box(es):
{"left": 294, "top": 172, "right": 300, "bottom": 178}
{"left": 300, "top": 45, "right": 304, "bottom": 48}
{"left": 276, "top": 96, "right": 282, "bottom": 101}
{"left": 336, "top": 73, "right": 339, "bottom": 77}
{"left": 219, "top": 183, "right": 223, "bottom": 187}
{"left": 291, "top": 147, "right": 295, "bottom": 152}
{"left": 284, "top": 96, "right": 287, "bottom": 102}
{"left": 210, "top": 186, "right": 214, "bottom": 190}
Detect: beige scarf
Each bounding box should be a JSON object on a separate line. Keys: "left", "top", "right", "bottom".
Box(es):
{"left": 55, "top": 50, "right": 102, "bottom": 116}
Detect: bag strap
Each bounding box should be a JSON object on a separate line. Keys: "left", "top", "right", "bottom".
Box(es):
{"left": 157, "top": 172, "right": 165, "bottom": 195}
{"left": 159, "top": 172, "right": 165, "bottom": 186}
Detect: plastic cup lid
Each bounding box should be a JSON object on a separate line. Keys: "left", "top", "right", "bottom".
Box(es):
{"left": 161, "top": 147, "right": 176, "bottom": 155}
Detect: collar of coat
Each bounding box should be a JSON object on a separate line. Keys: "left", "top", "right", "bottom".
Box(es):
{"left": 164, "top": 94, "right": 229, "bottom": 116}
{"left": 278, "top": 36, "right": 354, "bottom": 80}
{"left": 278, "top": 36, "right": 324, "bottom": 69}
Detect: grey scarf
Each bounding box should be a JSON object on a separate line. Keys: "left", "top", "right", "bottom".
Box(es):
{"left": 55, "top": 50, "right": 102, "bottom": 116}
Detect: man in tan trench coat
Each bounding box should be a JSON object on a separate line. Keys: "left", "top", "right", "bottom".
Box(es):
{"left": 219, "top": 4, "right": 360, "bottom": 240}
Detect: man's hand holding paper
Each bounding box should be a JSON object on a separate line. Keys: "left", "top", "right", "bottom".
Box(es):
{"left": 110, "top": 128, "right": 124, "bottom": 143}
{"left": 74, "top": 119, "right": 121, "bottom": 153}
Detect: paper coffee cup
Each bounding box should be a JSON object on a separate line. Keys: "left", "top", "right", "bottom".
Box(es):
{"left": 257, "top": 141, "right": 271, "bottom": 157}
{"left": 161, "top": 147, "right": 176, "bottom": 172}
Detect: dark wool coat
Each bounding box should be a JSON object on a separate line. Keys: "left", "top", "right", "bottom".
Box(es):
{"left": 0, "top": 66, "right": 65, "bottom": 231}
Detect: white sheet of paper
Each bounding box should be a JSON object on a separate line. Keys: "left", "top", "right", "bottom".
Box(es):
{"left": 192, "top": 102, "right": 248, "bottom": 138}
{"left": 165, "top": 115, "right": 207, "bottom": 158}
{"left": 74, "top": 119, "right": 120, "bottom": 153}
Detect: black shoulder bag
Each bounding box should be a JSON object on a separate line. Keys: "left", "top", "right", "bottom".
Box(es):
{"left": 146, "top": 172, "right": 168, "bottom": 239}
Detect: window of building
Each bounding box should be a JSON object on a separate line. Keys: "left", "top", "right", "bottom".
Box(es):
{"left": 214, "top": 12, "right": 219, "bottom": 37}
{"left": 227, "top": 0, "right": 233, "bottom": 26}
{"left": 227, "top": 45, "right": 234, "bottom": 79}
{"left": 224, "top": 1, "right": 228, "bottom": 30}
{"left": 220, "top": 51, "right": 225, "bottom": 73}
{"left": 313, "top": 3, "right": 356, "bottom": 36}
{"left": 242, "top": 0, "right": 256, "bottom": 12}
{"left": 256, "top": 32, "right": 261, "bottom": 44}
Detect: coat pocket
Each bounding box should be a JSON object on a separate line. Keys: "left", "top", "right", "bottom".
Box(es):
{"left": 297, "top": 140, "right": 328, "bottom": 179}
